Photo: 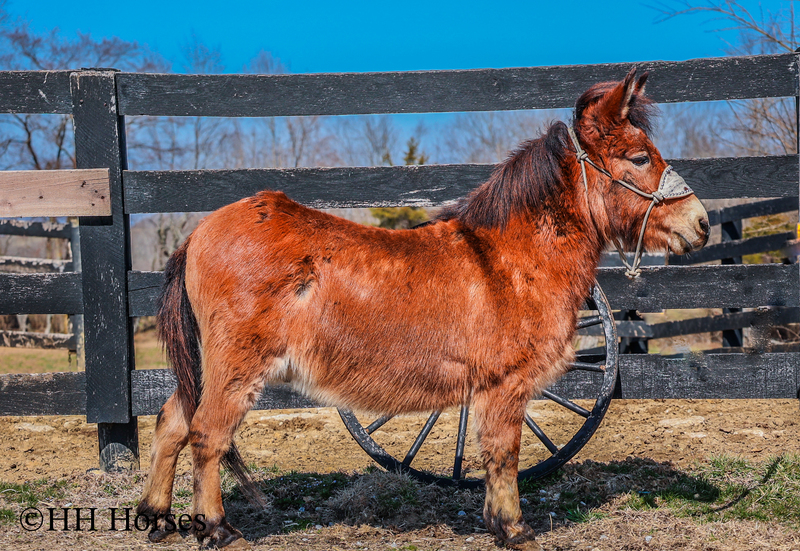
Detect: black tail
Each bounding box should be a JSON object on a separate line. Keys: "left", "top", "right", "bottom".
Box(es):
{"left": 157, "top": 238, "right": 266, "bottom": 507}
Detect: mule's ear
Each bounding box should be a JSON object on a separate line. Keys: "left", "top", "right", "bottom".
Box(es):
{"left": 594, "top": 67, "right": 638, "bottom": 123}
{"left": 634, "top": 72, "right": 648, "bottom": 97}
{"left": 618, "top": 67, "right": 638, "bottom": 120}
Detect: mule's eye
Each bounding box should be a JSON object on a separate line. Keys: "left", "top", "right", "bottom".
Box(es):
{"left": 630, "top": 155, "right": 649, "bottom": 166}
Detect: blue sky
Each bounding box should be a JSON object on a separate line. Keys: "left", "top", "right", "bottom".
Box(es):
{"left": 6, "top": 0, "right": 792, "bottom": 74}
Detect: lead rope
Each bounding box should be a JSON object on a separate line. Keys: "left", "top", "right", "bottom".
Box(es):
{"left": 567, "top": 126, "right": 664, "bottom": 279}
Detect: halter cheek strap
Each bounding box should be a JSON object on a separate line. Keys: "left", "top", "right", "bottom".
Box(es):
{"left": 567, "top": 126, "right": 694, "bottom": 279}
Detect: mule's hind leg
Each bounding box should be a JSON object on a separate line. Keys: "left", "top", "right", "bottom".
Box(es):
{"left": 188, "top": 351, "right": 268, "bottom": 549}
{"left": 137, "top": 392, "right": 190, "bottom": 542}
{"left": 473, "top": 382, "right": 540, "bottom": 550}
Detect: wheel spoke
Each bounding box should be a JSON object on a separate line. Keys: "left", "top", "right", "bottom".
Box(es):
{"left": 577, "top": 315, "right": 603, "bottom": 329}
{"left": 366, "top": 415, "right": 393, "bottom": 434}
{"left": 541, "top": 390, "right": 591, "bottom": 418}
{"left": 452, "top": 405, "right": 469, "bottom": 480}
{"left": 402, "top": 410, "right": 441, "bottom": 467}
{"left": 524, "top": 413, "right": 559, "bottom": 455}
{"left": 568, "top": 361, "right": 606, "bottom": 373}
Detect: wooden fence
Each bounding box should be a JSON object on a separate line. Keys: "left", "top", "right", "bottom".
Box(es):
{"left": 0, "top": 220, "right": 79, "bottom": 350}
{"left": 0, "top": 54, "right": 798, "bottom": 471}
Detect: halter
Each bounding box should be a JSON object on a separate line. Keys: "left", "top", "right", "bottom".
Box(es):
{"left": 567, "top": 126, "right": 694, "bottom": 279}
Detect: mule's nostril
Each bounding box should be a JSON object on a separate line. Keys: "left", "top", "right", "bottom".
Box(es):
{"left": 699, "top": 218, "right": 710, "bottom": 235}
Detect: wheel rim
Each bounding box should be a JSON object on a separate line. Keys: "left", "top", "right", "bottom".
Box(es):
{"left": 338, "top": 283, "right": 619, "bottom": 488}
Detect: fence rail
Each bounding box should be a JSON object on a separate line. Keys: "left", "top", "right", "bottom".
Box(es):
{"left": 122, "top": 156, "right": 798, "bottom": 213}
{"left": 0, "top": 54, "right": 798, "bottom": 471}
{"left": 116, "top": 54, "right": 798, "bottom": 117}
{"left": 1, "top": 351, "right": 797, "bottom": 418}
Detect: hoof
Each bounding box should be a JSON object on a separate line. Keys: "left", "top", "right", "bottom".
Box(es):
{"left": 200, "top": 535, "right": 250, "bottom": 550}
{"left": 148, "top": 529, "right": 184, "bottom": 543}
{"left": 196, "top": 518, "right": 248, "bottom": 549}
{"left": 222, "top": 537, "right": 252, "bottom": 550}
{"left": 503, "top": 539, "right": 542, "bottom": 551}
{"left": 488, "top": 518, "right": 538, "bottom": 550}
{"left": 504, "top": 537, "right": 542, "bottom": 551}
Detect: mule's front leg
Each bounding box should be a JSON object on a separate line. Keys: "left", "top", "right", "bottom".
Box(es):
{"left": 474, "top": 388, "right": 540, "bottom": 550}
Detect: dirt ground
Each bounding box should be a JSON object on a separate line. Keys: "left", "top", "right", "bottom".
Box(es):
{"left": 2, "top": 399, "right": 797, "bottom": 481}
{"left": 1, "top": 399, "right": 798, "bottom": 550}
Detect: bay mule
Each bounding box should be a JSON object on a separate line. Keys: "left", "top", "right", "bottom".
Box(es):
{"left": 137, "top": 69, "right": 709, "bottom": 549}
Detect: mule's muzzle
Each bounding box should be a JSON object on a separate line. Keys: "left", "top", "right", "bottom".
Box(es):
{"left": 669, "top": 198, "right": 709, "bottom": 255}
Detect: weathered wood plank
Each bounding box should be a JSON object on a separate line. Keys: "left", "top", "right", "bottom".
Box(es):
{"left": 128, "top": 264, "right": 800, "bottom": 317}
{"left": 0, "top": 330, "right": 76, "bottom": 349}
{"left": 0, "top": 256, "right": 73, "bottom": 273}
{"left": 707, "top": 197, "right": 798, "bottom": 227}
{"left": 617, "top": 353, "right": 799, "bottom": 400}
{"left": 670, "top": 156, "right": 797, "bottom": 200}
{"left": 576, "top": 320, "right": 654, "bottom": 338}
{"left": 127, "top": 271, "right": 161, "bottom": 316}
{"left": 577, "top": 308, "right": 799, "bottom": 339}
{"left": 0, "top": 220, "right": 73, "bottom": 239}
{"left": 668, "top": 232, "right": 796, "bottom": 265}
{"left": 3, "top": 353, "right": 795, "bottom": 418}
{"left": 129, "top": 352, "right": 800, "bottom": 415}
{"left": 0, "top": 272, "right": 82, "bottom": 314}
{"left": 0, "top": 169, "right": 110, "bottom": 217}
{"left": 122, "top": 155, "right": 797, "bottom": 214}
{"left": 0, "top": 71, "right": 73, "bottom": 114}
{"left": 0, "top": 372, "right": 85, "bottom": 415}
{"left": 597, "top": 264, "right": 798, "bottom": 311}
{"left": 117, "top": 53, "right": 797, "bottom": 117}
{"left": 131, "top": 369, "right": 318, "bottom": 417}
{"left": 648, "top": 308, "right": 799, "bottom": 339}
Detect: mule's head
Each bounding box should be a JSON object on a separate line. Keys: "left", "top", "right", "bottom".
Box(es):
{"left": 573, "top": 69, "right": 709, "bottom": 256}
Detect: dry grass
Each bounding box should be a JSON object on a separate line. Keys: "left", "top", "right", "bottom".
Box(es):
{"left": 2, "top": 455, "right": 799, "bottom": 550}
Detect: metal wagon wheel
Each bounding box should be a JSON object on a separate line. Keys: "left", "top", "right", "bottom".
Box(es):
{"left": 338, "top": 283, "right": 619, "bottom": 488}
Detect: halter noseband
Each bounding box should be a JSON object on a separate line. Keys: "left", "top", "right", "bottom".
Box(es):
{"left": 567, "top": 126, "right": 694, "bottom": 279}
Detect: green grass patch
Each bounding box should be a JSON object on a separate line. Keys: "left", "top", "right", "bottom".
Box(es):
{"left": 373, "top": 475, "right": 419, "bottom": 515}
{"left": 515, "top": 455, "right": 800, "bottom": 529}
{"left": 664, "top": 454, "right": 800, "bottom": 526}
{"left": 283, "top": 518, "right": 316, "bottom": 533}
{"left": 0, "top": 479, "right": 70, "bottom": 525}
{"left": 0, "top": 508, "right": 15, "bottom": 524}
{"left": 565, "top": 506, "right": 607, "bottom": 523}
{"left": 257, "top": 471, "right": 351, "bottom": 511}
{"left": 607, "top": 454, "right": 800, "bottom": 527}
{"left": 0, "top": 479, "right": 69, "bottom": 507}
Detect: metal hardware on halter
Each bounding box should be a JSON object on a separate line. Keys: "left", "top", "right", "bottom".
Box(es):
{"left": 567, "top": 126, "right": 694, "bottom": 279}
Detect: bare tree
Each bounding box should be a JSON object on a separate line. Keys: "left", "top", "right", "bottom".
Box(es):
{"left": 153, "top": 213, "right": 194, "bottom": 270}
{"left": 0, "top": 7, "right": 169, "bottom": 171}
{"left": 179, "top": 33, "right": 234, "bottom": 170}
{"left": 655, "top": 103, "right": 730, "bottom": 159}
{"left": 657, "top": 1, "right": 797, "bottom": 155}
{"left": 434, "top": 110, "right": 557, "bottom": 164}
{"left": 334, "top": 115, "right": 399, "bottom": 166}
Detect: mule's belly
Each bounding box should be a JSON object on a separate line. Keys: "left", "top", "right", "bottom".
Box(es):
{"left": 275, "top": 306, "right": 475, "bottom": 414}
{"left": 269, "top": 350, "right": 471, "bottom": 415}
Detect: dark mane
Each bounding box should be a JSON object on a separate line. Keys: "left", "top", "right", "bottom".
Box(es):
{"left": 436, "top": 121, "right": 570, "bottom": 229}
{"left": 574, "top": 82, "right": 657, "bottom": 136}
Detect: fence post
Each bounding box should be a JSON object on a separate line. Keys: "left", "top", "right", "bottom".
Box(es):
{"left": 796, "top": 49, "right": 800, "bottom": 401}
{"left": 70, "top": 70, "right": 139, "bottom": 471}
{"left": 68, "top": 218, "right": 83, "bottom": 369}
{"left": 616, "top": 310, "right": 649, "bottom": 355}
{"left": 720, "top": 220, "right": 744, "bottom": 348}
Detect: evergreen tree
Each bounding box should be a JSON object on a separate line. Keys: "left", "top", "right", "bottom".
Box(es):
{"left": 370, "top": 137, "right": 430, "bottom": 229}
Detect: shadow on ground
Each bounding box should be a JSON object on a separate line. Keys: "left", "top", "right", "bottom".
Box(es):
{"left": 222, "top": 456, "right": 721, "bottom": 542}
